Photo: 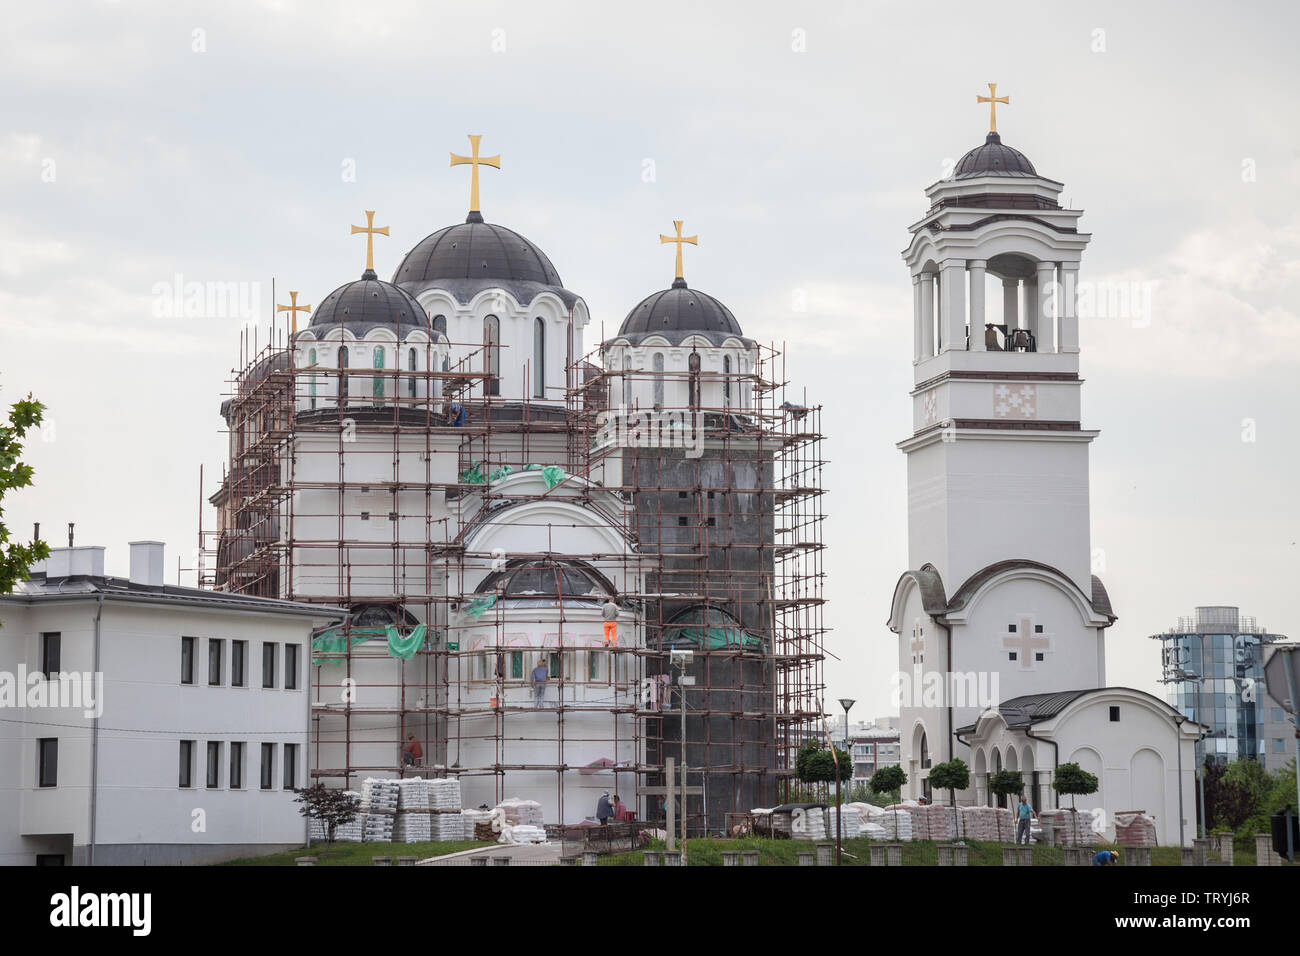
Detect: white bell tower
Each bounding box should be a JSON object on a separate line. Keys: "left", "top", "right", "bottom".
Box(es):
{"left": 899, "top": 111, "right": 1095, "bottom": 596}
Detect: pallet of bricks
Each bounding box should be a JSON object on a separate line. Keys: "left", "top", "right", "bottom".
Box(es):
{"left": 1113, "top": 810, "right": 1157, "bottom": 848}
{"left": 360, "top": 778, "right": 399, "bottom": 842}
{"left": 958, "top": 805, "right": 1014, "bottom": 842}
{"left": 895, "top": 803, "right": 955, "bottom": 842}
{"left": 1038, "top": 808, "right": 1098, "bottom": 846}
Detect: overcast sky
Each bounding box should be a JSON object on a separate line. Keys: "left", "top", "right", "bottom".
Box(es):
{"left": 2, "top": 0, "right": 1298, "bottom": 720}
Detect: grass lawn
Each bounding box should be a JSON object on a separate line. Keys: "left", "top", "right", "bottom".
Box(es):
{"left": 599, "top": 836, "right": 1260, "bottom": 866}
{"left": 224, "top": 840, "right": 495, "bottom": 866}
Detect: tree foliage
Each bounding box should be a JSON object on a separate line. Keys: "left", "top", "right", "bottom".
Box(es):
{"left": 870, "top": 764, "right": 907, "bottom": 803}
{"left": 1052, "top": 762, "right": 1099, "bottom": 809}
{"left": 989, "top": 769, "right": 1025, "bottom": 801}
{"left": 293, "top": 784, "right": 360, "bottom": 842}
{"left": 0, "top": 391, "right": 49, "bottom": 604}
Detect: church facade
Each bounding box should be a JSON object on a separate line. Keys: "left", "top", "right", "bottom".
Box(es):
{"left": 886, "top": 96, "right": 1198, "bottom": 845}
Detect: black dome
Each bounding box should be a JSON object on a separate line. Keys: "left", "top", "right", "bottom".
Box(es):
{"left": 954, "top": 132, "right": 1037, "bottom": 179}
{"left": 308, "top": 270, "right": 428, "bottom": 333}
{"left": 618, "top": 279, "right": 744, "bottom": 339}
{"left": 394, "top": 216, "right": 563, "bottom": 288}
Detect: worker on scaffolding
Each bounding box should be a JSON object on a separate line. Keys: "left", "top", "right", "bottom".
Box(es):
{"left": 597, "top": 791, "right": 613, "bottom": 826}
{"left": 602, "top": 597, "right": 620, "bottom": 646}
{"left": 402, "top": 735, "right": 423, "bottom": 768}
{"left": 531, "top": 658, "right": 548, "bottom": 708}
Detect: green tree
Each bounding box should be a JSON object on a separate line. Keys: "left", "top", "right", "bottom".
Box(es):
{"left": 293, "top": 784, "right": 360, "bottom": 843}
{"left": 0, "top": 392, "right": 49, "bottom": 605}
{"left": 928, "top": 758, "right": 971, "bottom": 837}
{"left": 988, "top": 769, "right": 1024, "bottom": 839}
{"left": 870, "top": 765, "right": 907, "bottom": 805}
{"left": 1052, "top": 762, "right": 1099, "bottom": 810}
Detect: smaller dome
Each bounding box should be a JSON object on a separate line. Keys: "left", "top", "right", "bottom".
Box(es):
{"left": 954, "top": 131, "right": 1037, "bottom": 179}
{"left": 618, "top": 279, "right": 743, "bottom": 340}
{"left": 308, "top": 270, "right": 428, "bottom": 334}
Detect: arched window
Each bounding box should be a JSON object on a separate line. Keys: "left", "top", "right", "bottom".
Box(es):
{"left": 338, "top": 345, "right": 349, "bottom": 399}
{"left": 622, "top": 354, "right": 632, "bottom": 409}
{"left": 484, "top": 315, "right": 500, "bottom": 397}
{"left": 653, "top": 352, "right": 664, "bottom": 409}
{"left": 308, "top": 348, "right": 318, "bottom": 409}
{"left": 433, "top": 315, "right": 447, "bottom": 339}
{"left": 723, "top": 354, "right": 732, "bottom": 408}
{"left": 533, "top": 317, "right": 545, "bottom": 399}
{"left": 687, "top": 350, "right": 701, "bottom": 409}
{"left": 408, "top": 347, "right": 417, "bottom": 398}
{"left": 372, "top": 346, "right": 385, "bottom": 404}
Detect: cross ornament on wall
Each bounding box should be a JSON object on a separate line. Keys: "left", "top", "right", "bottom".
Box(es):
{"left": 1003, "top": 616, "right": 1052, "bottom": 670}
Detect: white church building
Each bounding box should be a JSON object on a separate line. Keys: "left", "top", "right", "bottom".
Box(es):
{"left": 886, "top": 102, "right": 1199, "bottom": 845}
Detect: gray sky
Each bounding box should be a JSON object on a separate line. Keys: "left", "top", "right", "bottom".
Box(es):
{"left": 2, "top": 0, "right": 1298, "bottom": 720}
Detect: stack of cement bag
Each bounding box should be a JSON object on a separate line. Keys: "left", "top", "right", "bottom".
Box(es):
{"left": 958, "top": 805, "right": 1015, "bottom": 842}
{"left": 874, "top": 808, "right": 914, "bottom": 841}
{"left": 360, "top": 778, "right": 400, "bottom": 842}
{"left": 827, "top": 806, "right": 861, "bottom": 839}
{"left": 335, "top": 793, "right": 364, "bottom": 842}
{"left": 898, "top": 803, "right": 955, "bottom": 841}
{"left": 495, "top": 797, "right": 544, "bottom": 828}
{"left": 1114, "top": 811, "right": 1157, "bottom": 848}
{"left": 431, "top": 778, "right": 462, "bottom": 810}
{"left": 392, "top": 778, "right": 432, "bottom": 843}
{"left": 507, "top": 825, "right": 547, "bottom": 844}
{"left": 462, "top": 807, "right": 493, "bottom": 841}
{"left": 792, "top": 805, "right": 827, "bottom": 841}
{"left": 1038, "top": 808, "right": 1098, "bottom": 846}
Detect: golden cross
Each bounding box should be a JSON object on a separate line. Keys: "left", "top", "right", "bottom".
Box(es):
{"left": 449, "top": 134, "right": 501, "bottom": 215}
{"left": 276, "top": 289, "right": 312, "bottom": 334}
{"left": 659, "top": 220, "right": 698, "bottom": 281}
{"left": 350, "top": 210, "right": 390, "bottom": 273}
{"left": 977, "top": 82, "right": 1010, "bottom": 133}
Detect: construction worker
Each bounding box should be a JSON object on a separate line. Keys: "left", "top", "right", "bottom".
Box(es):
{"left": 1092, "top": 849, "right": 1119, "bottom": 866}
{"left": 1015, "top": 794, "right": 1037, "bottom": 845}
{"left": 597, "top": 791, "right": 613, "bottom": 826}
{"left": 402, "top": 735, "right": 423, "bottom": 768}
{"left": 602, "top": 598, "right": 619, "bottom": 646}
{"left": 531, "top": 659, "right": 548, "bottom": 708}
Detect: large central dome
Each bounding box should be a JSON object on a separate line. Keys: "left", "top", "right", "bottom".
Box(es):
{"left": 954, "top": 131, "right": 1037, "bottom": 178}
{"left": 393, "top": 213, "right": 574, "bottom": 305}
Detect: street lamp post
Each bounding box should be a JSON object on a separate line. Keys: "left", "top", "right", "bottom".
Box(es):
{"left": 837, "top": 698, "right": 856, "bottom": 866}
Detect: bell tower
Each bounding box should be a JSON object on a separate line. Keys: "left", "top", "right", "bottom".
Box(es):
{"left": 899, "top": 88, "right": 1095, "bottom": 595}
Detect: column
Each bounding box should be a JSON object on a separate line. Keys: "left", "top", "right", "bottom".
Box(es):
{"left": 1035, "top": 261, "right": 1057, "bottom": 353}
{"left": 968, "top": 259, "right": 987, "bottom": 352}
{"left": 940, "top": 259, "right": 966, "bottom": 352}
{"left": 919, "top": 273, "right": 935, "bottom": 358}
{"left": 1059, "top": 264, "right": 1080, "bottom": 353}
{"left": 1023, "top": 271, "right": 1040, "bottom": 346}
{"left": 912, "top": 274, "right": 923, "bottom": 362}
{"left": 1002, "top": 277, "right": 1019, "bottom": 332}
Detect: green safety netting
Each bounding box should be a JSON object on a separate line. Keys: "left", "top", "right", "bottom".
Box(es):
{"left": 312, "top": 624, "right": 427, "bottom": 665}
{"left": 458, "top": 462, "right": 565, "bottom": 488}
{"left": 664, "top": 607, "right": 764, "bottom": 650}
{"left": 463, "top": 594, "right": 497, "bottom": 619}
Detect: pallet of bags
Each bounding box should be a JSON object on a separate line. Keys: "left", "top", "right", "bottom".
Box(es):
{"left": 360, "top": 778, "right": 400, "bottom": 813}
{"left": 792, "top": 805, "right": 827, "bottom": 841}
{"left": 361, "top": 811, "right": 395, "bottom": 843}
{"left": 431, "top": 778, "right": 463, "bottom": 811}
{"left": 1039, "top": 809, "right": 1098, "bottom": 846}
{"left": 508, "top": 824, "right": 547, "bottom": 844}
{"left": 308, "top": 818, "right": 327, "bottom": 841}
{"left": 392, "top": 810, "right": 432, "bottom": 843}
{"left": 495, "top": 797, "right": 544, "bottom": 828}
{"left": 397, "top": 777, "right": 431, "bottom": 811}
{"left": 827, "top": 806, "right": 860, "bottom": 839}
{"left": 958, "top": 805, "right": 1011, "bottom": 842}
{"left": 876, "top": 809, "right": 913, "bottom": 842}
{"left": 430, "top": 813, "right": 465, "bottom": 842}
{"left": 1113, "top": 810, "right": 1157, "bottom": 848}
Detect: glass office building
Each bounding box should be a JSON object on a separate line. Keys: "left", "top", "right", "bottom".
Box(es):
{"left": 1152, "top": 606, "right": 1288, "bottom": 768}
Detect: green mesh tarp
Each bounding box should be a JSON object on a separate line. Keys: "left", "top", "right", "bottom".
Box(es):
{"left": 460, "top": 461, "right": 486, "bottom": 485}
{"left": 541, "top": 465, "right": 565, "bottom": 489}
{"left": 488, "top": 464, "right": 514, "bottom": 483}
{"left": 664, "top": 625, "right": 764, "bottom": 650}
{"left": 313, "top": 624, "right": 427, "bottom": 665}
{"left": 463, "top": 594, "right": 497, "bottom": 619}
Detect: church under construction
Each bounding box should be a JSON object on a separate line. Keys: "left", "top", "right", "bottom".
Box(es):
{"left": 200, "top": 137, "right": 827, "bottom": 834}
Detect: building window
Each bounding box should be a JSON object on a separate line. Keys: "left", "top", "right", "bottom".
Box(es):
{"left": 181, "top": 636, "right": 195, "bottom": 684}
{"left": 308, "top": 348, "right": 318, "bottom": 409}
{"left": 1008, "top": 652, "right": 1017, "bottom": 661}
{"left": 231, "top": 640, "right": 247, "bottom": 687}
{"left": 208, "top": 639, "right": 224, "bottom": 686}
{"left": 260, "top": 743, "right": 275, "bottom": 790}
{"left": 206, "top": 741, "right": 222, "bottom": 789}
{"left": 40, "top": 633, "right": 60, "bottom": 679}
{"left": 1034, "top": 624, "right": 1044, "bottom": 633}
{"left": 534, "top": 317, "right": 545, "bottom": 398}
{"left": 623, "top": 355, "right": 632, "bottom": 408}
{"left": 1007, "top": 624, "right": 1017, "bottom": 633}
{"left": 179, "top": 740, "right": 194, "bottom": 788}
{"left": 1035, "top": 652, "right": 1044, "bottom": 661}
{"left": 1109, "top": 706, "right": 1121, "bottom": 722}
{"left": 688, "top": 351, "right": 700, "bottom": 408}
{"left": 262, "top": 643, "right": 278, "bottom": 688}
{"left": 38, "top": 738, "right": 58, "bottom": 788}
{"left": 338, "top": 345, "right": 349, "bottom": 398}
{"left": 408, "top": 347, "right": 417, "bottom": 398}
{"left": 549, "top": 652, "right": 562, "bottom": 680}
{"left": 433, "top": 315, "right": 447, "bottom": 338}
{"left": 484, "top": 316, "right": 500, "bottom": 397}
{"left": 723, "top": 354, "right": 731, "bottom": 408}
{"left": 510, "top": 651, "right": 524, "bottom": 680}
{"left": 284, "top": 644, "right": 300, "bottom": 690}
{"left": 230, "top": 742, "right": 245, "bottom": 790}
{"left": 653, "top": 352, "right": 665, "bottom": 408}
{"left": 1275, "top": 739, "right": 1287, "bottom": 754}
{"left": 588, "top": 650, "right": 606, "bottom": 683}
{"left": 283, "top": 744, "right": 298, "bottom": 790}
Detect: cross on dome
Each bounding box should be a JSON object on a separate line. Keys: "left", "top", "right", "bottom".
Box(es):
{"left": 449, "top": 134, "right": 501, "bottom": 222}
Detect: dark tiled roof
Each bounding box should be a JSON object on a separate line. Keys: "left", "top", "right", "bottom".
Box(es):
{"left": 955, "top": 687, "right": 1197, "bottom": 735}
{"left": 8, "top": 573, "right": 344, "bottom": 618}
{"left": 954, "top": 132, "right": 1037, "bottom": 179}
{"left": 618, "top": 280, "right": 744, "bottom": 340}
{"left": 307, "top": 271, "right": 428, "bottom": 335}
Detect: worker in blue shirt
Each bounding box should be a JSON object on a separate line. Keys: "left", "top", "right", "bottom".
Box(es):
{"left": 1015, "top": 795, "right": 1036, "bottom": 845}
{"left": 1093, "top": 849, "right": 1119, "bottom": 866}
